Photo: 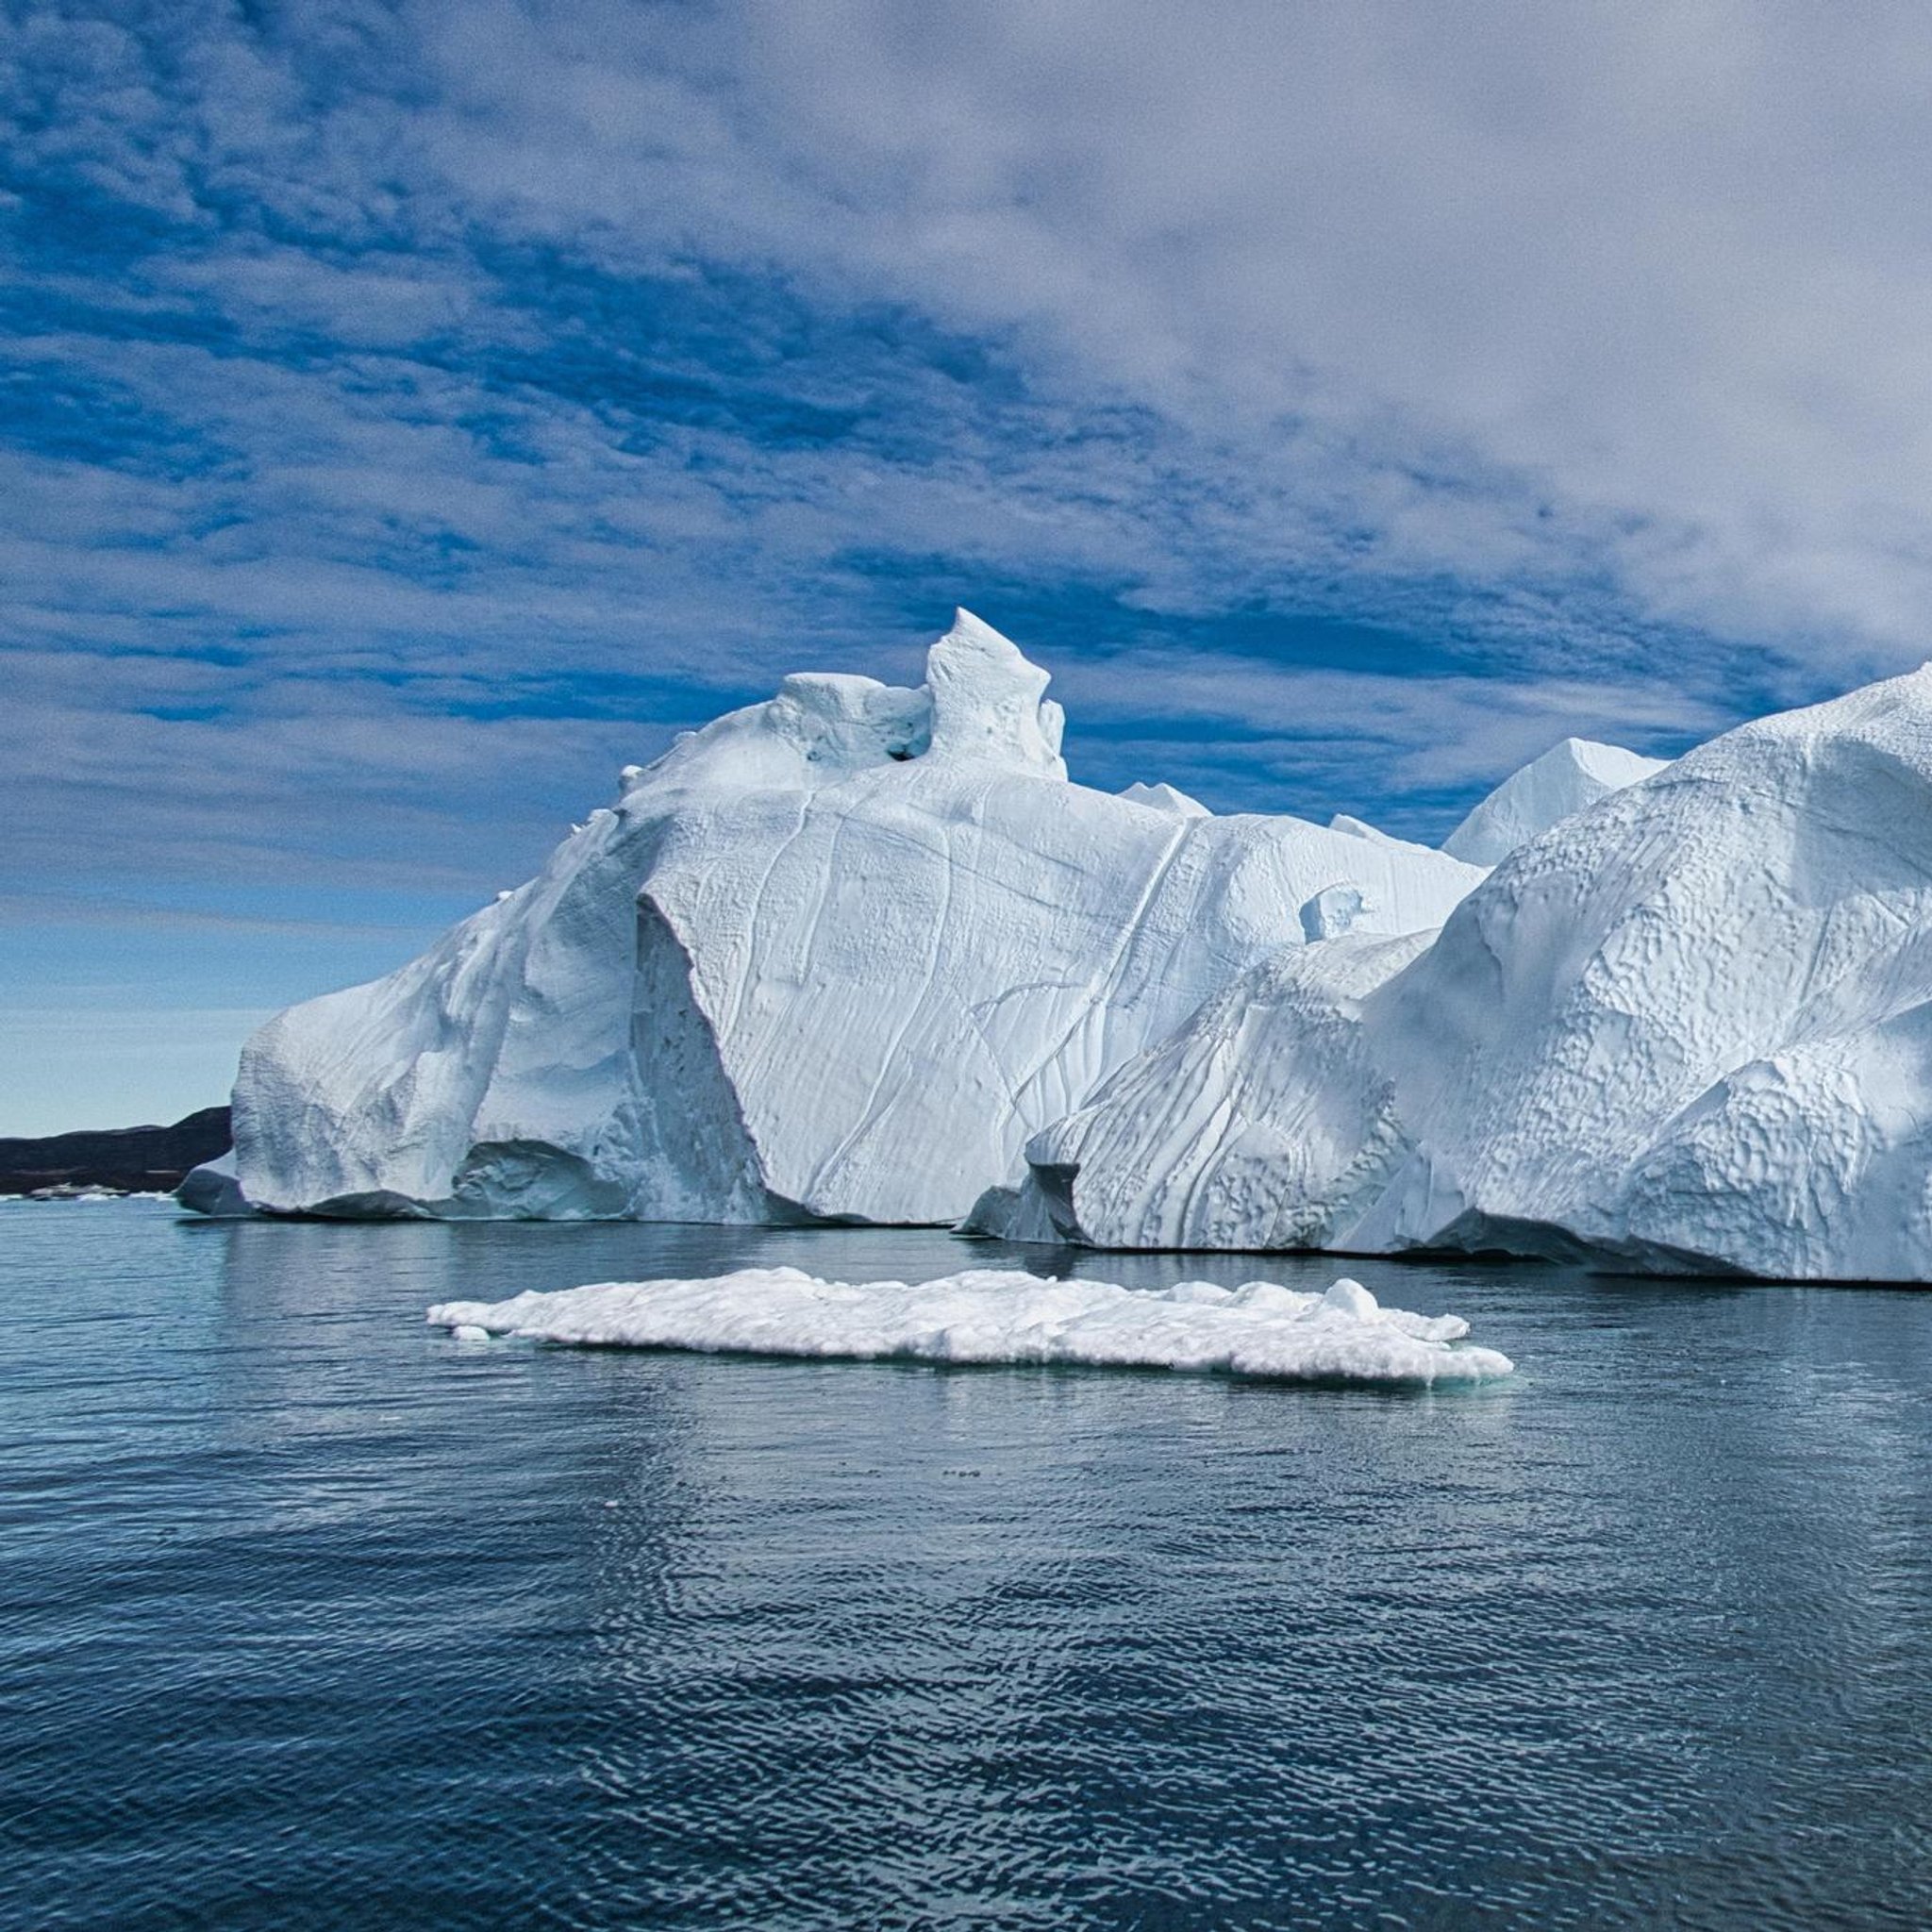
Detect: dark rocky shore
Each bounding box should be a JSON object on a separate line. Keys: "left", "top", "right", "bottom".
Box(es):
{"left": 0, "top": 1107, "right": 231, "bottom": 1197}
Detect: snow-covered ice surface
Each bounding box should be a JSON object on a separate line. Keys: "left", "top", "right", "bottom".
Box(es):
{"left": 1441, "top": 737, "right": 1670, "bottom": 865}
{"left": 986, "top": 665, "right": 1932, "bottom": 1280}
{"left": 426, "top": 1267, "right": 1514, "bottom": 1385}
{"left": 204, "top": 610, "right": 1482, "bottom": 1225}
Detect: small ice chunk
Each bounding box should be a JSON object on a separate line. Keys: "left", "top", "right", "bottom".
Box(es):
{"left": 1166, "top": 1280, "right": 1234, "bottom": 1304}
{"left": 1321, "top": 1277, "right": 1378, "bottom": 1318}
{"left": 451, "top": 1324, "right": 491, "bottom": 1342}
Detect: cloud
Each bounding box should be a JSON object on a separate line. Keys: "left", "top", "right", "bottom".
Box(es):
{"left": 708, "top": 3, "right": 1932, "bottom": 673}
{"left": 7, "top": 0, "right": 1930, "bottom": 1122}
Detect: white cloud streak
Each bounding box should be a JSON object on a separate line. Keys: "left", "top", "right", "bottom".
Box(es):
{"left": 7, "top": 0, "right": 1930, "bottom": 928}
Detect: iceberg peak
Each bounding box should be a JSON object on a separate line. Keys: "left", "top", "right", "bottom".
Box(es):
{"left": 1443, "top": 734, "right": 1668, "bottom": 865}
{"left": 1120, "top": 780, "right": 1210, "bottom": 817}
{"left": 924, "top": 608, "right": 1067, "bottom": 776}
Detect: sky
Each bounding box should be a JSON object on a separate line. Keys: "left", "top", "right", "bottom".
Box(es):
{"left": 6, "top": 1, "right": 1932, "bottom": 1133}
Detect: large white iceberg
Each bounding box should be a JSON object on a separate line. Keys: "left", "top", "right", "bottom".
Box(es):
{"left": 426, "top": 1266, "right": 1515, "bottom": 1385}
{"left": 983, "top": 666, "right": 1932, "bottom": 1280}
{"left": 212, "top": 612, "right": 1483, "bottom": 1224}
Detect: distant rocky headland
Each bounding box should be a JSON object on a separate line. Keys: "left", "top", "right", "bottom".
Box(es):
{"left": 0, "top": 1107, "right": 231, "bottom": 1198}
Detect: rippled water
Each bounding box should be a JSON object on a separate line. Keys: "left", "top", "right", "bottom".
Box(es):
{"left": 6, "top": 1200, "right": 1932, "bottom": 1928}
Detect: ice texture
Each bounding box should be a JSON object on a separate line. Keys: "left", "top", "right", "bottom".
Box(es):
{"left": 204, "top": 611, "right": 1482, "bottom": 1224}
{"left": 426, "top": 1267, "right": 1514, "bottom": 1385}
{"left": 1442, "top": 737, "right": 1669, "bottom": 865}
{"left": 984, "top": 665, "right": 1932, "bottom": 1279}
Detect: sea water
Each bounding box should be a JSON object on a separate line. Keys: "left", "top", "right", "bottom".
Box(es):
{"left": 6, "top": 1198, "right": 1932, "bottom": 1928}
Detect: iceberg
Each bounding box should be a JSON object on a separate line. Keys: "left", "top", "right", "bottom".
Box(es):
{"left": 202, "top": 611, "right": 1482, "bottom": 1224}
{"left": 426, "top": 1266, "right": 1515, "bottom": 1385}
{"left": 985, "top": 665, "right": 1932, "bottom": 1280}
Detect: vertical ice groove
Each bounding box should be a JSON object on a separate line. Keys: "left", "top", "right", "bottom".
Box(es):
{"left": 1012, "top": 814, "right": 1196, "bottom": 1123}
{"left": 805, "top": 807, "right": 960, "bottom": 1209}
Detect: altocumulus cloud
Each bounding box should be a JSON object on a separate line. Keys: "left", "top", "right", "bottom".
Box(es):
{"left": 2, "top": 0, "right": 1927, "bottom": 1124}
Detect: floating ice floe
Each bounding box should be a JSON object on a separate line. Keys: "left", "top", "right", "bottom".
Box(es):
{"left": 427, "top": 1267, "right": 1515, "bottom": 1386}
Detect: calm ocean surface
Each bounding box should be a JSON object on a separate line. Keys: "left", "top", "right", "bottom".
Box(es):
{"left": 6, "top": 1198, "right": 1932, "bottom": 1929}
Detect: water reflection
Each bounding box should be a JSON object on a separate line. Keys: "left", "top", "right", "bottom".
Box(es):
{"left": 3, "top": 1202, "right": 1930, "bottom": 1927}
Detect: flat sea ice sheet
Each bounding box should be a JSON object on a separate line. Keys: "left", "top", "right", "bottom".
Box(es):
{"left": 427, "top": 1267, "right": 1514, "bottom": 1386}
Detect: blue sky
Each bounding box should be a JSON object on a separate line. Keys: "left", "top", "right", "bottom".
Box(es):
{"left": 6, "top": 2, "right": 1931, "bottom": 1132}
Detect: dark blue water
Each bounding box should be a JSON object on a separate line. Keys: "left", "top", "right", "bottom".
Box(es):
{"left": 6, "top": 1200, "right": 1932, "bottom": 1929}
